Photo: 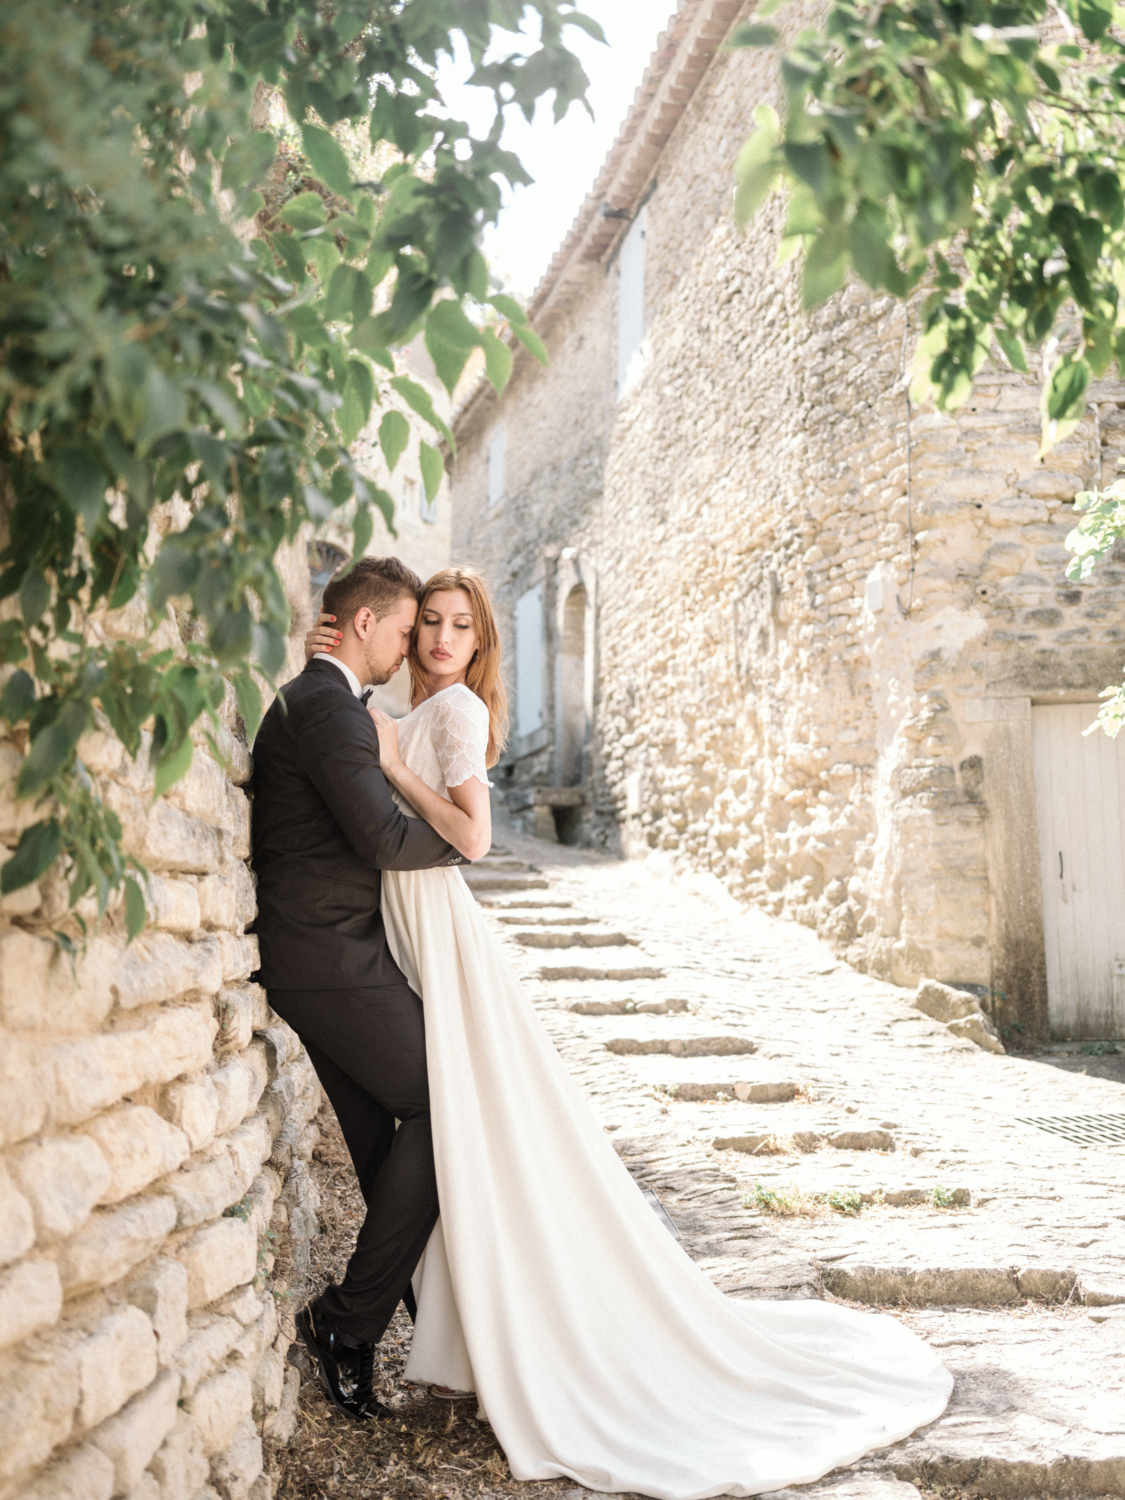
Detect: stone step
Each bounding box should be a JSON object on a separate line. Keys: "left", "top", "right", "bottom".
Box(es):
{"left": 858, "top": 1303, "right": 1125, "bottom": 1494}
{"left": 473, "top": 857, "right": 534, "bottom": 873}
{"left": 516, "top": 929, "right": 635, "bottom": 949}
{"left": 823, "top": 1262, "right": 1125, "bottom": 1306}
{"left": 496, "top": 912, "right": 593, "bottom": 926}
{"left": 569, "top": 998, "right": 689, "bottom": 1017}
{"left": 662, "top": 1081, "right": 799, "bottom": 1103}
{"left": 538, "top": 962, "right": 665, "bottom": 981}
{"left": 477, "top": 897, "right": 573, "bottom": 910}
{"left": 716, "top": 1127, "right": 896, "bottom": 1155}
{"left": 606, "top": 1036, "right": 757, "bottom": 1057}
{"left": 464, "top": 873, "right": 550, "bottom": 894}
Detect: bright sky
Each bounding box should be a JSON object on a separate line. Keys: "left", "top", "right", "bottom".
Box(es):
{"left": 436, "top": 3, "right": 674, "bottom": 299}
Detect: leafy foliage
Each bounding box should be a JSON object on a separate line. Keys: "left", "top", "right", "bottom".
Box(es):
{"left": 0, "top": 0, "right": 599, "bottom": 918}
{"left": 1066, "top": 483, "right": 1125, "bottom": 735}
{"left": 732, "top": 0, "right": 1125, "bottom": 449}
{"left": 732, "top": 0, "right": 1125, "bottom": 735}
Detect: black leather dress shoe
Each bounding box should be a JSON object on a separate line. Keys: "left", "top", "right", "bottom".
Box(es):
{"left": 296, "top": 1304, "right": 393, "bottom": 1422}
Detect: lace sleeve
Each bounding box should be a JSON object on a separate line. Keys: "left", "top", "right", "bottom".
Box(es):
{"left": 431, "top": 688, "right": 492, "bottom": 790}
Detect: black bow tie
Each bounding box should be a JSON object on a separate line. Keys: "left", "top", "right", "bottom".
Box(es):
{"left": 361, "top": 687, "right": 374, "bottom": 705}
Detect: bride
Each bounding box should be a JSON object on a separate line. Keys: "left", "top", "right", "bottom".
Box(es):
{"left": 303, "top": 567, "right": 951, "bottom": 1500}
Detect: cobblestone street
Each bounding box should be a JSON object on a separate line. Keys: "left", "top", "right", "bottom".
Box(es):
{"left": 280, "top": 822, "right": 1125, "bottom": 1500}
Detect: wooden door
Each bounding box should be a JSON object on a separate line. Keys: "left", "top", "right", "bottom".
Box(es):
{"left": 1032, "top": 703, "right": 1125, "bottom": 1038}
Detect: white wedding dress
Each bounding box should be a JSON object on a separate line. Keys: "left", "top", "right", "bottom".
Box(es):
{"left": 380, "top": 684, "right": 951, "bottom": 1500}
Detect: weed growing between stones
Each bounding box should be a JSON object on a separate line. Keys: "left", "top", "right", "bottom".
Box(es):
{"left": 745, "top": 1181, "right": 815, "bottom": 1216}
{"left": 930, "top": 1185, "right": 955, "bottom": 1210}
{"left": 822, "top": 1188, "right": 863, "bottom": 1217}
{"left": 744, "top": 1183, "right": 879, "bottom": 1217}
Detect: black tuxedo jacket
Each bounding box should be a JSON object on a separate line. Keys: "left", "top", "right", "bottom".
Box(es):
{"left": 250, "top": 656, "right": 465, "bottom": 991}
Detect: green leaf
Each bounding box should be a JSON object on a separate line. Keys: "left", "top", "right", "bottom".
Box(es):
{"left": 389, "top": 376, "right": 455, "bottom": 449}
{"left": 351, "top": 270, "right": 374, "bottom": 326}
{"left": 307, "top": 236, "right": 341, "bottom": 285}
{"left": 45, "top": 448, "right": 109, "bottom": 531}
{"left": 324, "top": 264, "right": 360, "bottom": 323}
{"left": 153, "top": 733, "right": 193, "bottom": 798}
{"left": 463, "top": 249, "right": 490, "bottom": 302}
{"left": 481, "top": 328, "right": 513, "bottom": 395}
{"left": 18, "top": 699, "right": 89, "bottom": 796}
{"left": 231, "top": 666, "right": 264, "bottom": 740}
{"left": 252, "top": 621, "right": 288, "bottom": 678}
{"left": 995, "top": 328, "right": 1028, "bottom": 373}
{"left": 123, "top": 875, "right": 147, "bottom": 941}
{"left": 351, "top": 497, "right": 375, "bottom": 559}
{"left": 847, "top": 202, "right": 906, "bottom": 295}
{"left": 734, "top": 105, "right": 780, "bottom": 228}
{"left": 366, "top": 247, "right": 394, "bottom": 288}
{"left": 271, "top": 230, "right": 310, "bottom": 284}
{"left": 488, "top": 293, "right": 529, "bottom": 327}
{"left": 801, "top": 223, "right": 849, "bottom": 308}
{"left": 347, "top": 359, "right": 374, "bottom": 425}
{"left": 186, "top": 378, "right": 243, "bottom": 438}
{"left": 1, "top": 819, "right": 61, "bottom": 894}
{"left": 425, "top": 330, "right": 472, "bottom": 395}
{"left": 379, "top": 410, "right": 410, "bottom": 470}
{"left": 427, "top": 300, "right": 482, "bottom": 351}
{"left": 301, "top": 124, "right": 354, "bottom": 200}
{"left": 350, "top": 318, "right": 395, "bottom": 365}
{"left": 221, "top": 131, "right": 276, "bottom": 190}
{"left": 20, "top": 570, "right": 49, "bottom": 627}
{"left": 1046, "top": 352, "right": 1091, "bottom": 421}
{"left": 104, "top": 346, "right": 187, "bottom": 453}
{"left": 511, "top": 322, "right": 548, "bottom": 366}
{"left": 0, "top": 669, "right": 35, "bottom": 725}
{"left": 277, "top": 192, "right": 328, "bottom": 231}
{"left": 418, "top": 441, "right": 444, "bottom": 503}
{"left": 337, "top": 383, "right": 367, "bottom": 447}
{"left": 730, "top": 22, "right": 779, "bottom": 46}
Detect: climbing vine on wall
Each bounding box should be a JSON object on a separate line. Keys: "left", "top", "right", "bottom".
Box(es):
{"left": 0, "top": 0, "right": 592, "bottom": 925}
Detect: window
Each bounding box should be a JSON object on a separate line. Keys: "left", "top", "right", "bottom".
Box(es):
{"left": 514, "top": 584, "right": 545, "bottom": 739}
{"left": 419, "top": 477, "right": 438, "bottom": 526}
{"left": 488, "top": 426, "right": 506, "bottom": 507}
{"left": 617, "top": 204, "right": 647, "bottom": 395}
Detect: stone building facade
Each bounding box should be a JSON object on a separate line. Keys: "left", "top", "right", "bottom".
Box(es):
{"left": 0, "top": 576, "right": 322, "bottom": 1499}
{"left": 451, "top": 0, "right": 1125, "bottom": 1041}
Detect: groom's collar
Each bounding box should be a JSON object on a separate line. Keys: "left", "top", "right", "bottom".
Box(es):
{"left": 310, "top": 652, "right": 363, "bottom": 699}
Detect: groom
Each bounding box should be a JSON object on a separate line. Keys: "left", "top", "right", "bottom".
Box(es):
{"left": 251, "top": 555, "right": 466, "bottom": 1421}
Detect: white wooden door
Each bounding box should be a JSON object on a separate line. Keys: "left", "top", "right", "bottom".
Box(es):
{"left": 1032, "top": 703, "right": 1125, "bottom": 1038}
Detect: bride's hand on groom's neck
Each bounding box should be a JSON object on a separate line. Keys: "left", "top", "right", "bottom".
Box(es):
{"left": 305, "top": 612, "right": 342, "bottom": 661}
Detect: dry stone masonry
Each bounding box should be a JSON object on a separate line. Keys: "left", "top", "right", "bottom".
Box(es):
{"left": 0, "top": 597, "right": 322, "bottom": 1499}
{"left": 451, "top": 0, "right": 1125, "bottom": 1043}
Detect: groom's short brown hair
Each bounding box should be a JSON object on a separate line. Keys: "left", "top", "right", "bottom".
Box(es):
{"left": 322, "top": 555, "right": 423, "bottom": 624}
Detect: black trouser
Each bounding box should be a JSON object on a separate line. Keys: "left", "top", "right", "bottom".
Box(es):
{"left": 270, "top": 984, "right": 438, "bottom": 1346}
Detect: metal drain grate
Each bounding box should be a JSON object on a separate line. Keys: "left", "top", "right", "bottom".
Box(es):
{"left": 1017, "top": 1113, "right": 1125, "bottom": 1146}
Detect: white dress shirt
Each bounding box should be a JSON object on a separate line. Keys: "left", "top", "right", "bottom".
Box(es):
{"left": 313, "top": 652, "right": 364, "bottom": 699}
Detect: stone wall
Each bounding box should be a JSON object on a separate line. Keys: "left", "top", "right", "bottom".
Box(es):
{"left": 0, "top": 598, "right": 322, "bottom": 1498}
{"left": 451, "top": 0, "right": 1125, "bottom": 1038}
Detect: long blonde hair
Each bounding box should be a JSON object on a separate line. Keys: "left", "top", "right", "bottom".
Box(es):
{"left": 409, "top": 568, "right": 508, "bottom": 767}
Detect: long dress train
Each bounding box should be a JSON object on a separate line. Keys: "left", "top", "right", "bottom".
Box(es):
{"left": 381, "top": 684, "right": 951, "bottom": 1500}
